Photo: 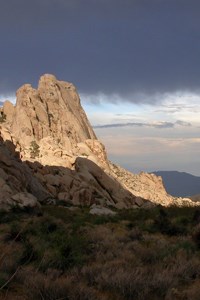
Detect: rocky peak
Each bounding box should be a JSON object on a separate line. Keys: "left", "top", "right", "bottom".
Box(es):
{"left": 11, "top": 74, "right": 96, "bottom": 151}
{"left": 5, "top": 74, "right": 108, "bottom": 169}
{"left": 0, "top": 74, "right": 198, "bottom": 211}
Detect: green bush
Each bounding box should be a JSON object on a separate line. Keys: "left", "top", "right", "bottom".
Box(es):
{"left": 0, "top": 112, "right": 6, "bottom": 123}
{"left": 192, "top": 224, "right": 200, "bottom": 248}
{"left": 29, "top": 140, "right": 40, "bottom": 158}
{"left": 4, "top": 222, "right": 23, "bottom": 242}
{"left": 2, "top": 205, "right": 200, "bottom": 299}
{"left": 153, "top": 208, "right": 186, "bottom": 236}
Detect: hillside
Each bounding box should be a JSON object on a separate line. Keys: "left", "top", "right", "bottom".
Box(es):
{"left": 152, "top": 171, "right": 200, "bottom": 197}
{"left": 0, "top": 73, "right": 198, "bottom": 210}
{"left": 1, "top": 74, "right": 200, "bottom": 299}
{"left": 0, "top": 205, "right": 200, "bottom": 299}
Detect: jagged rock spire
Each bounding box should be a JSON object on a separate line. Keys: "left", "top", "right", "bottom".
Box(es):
{"left": 11, "top": 74, "right": 96, "bottom": 149}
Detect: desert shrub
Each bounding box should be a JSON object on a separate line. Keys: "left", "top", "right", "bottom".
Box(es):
{"left": 146, "top": 250, "right": 200, "bottom": 298}
{"left": 0, "top": 112, "right": 6, "bottom": 123}
{"left": 192, "top": 209, "right": 200, "bottom": 225}
{"left": 153, "top": 208, "right": 186, "bottom": 236}
{"left": 18, "top": 215, "right": 89, "bottom": 272}
{"left": 0, "top": 210, "right": 23, "bottom": 224}
{"left": 2, "top": 205, "right": 200, "bottom": 299}
{"left": 192, "top": 224, "right": 200, "bottom": 248}
{"left": 175, "top": 215, "right": 190, "bottom": 226}
{"left": 0, "top": 251, "right": 21, "bottom": 275}
{"left": 20, "top": 240, "right": 39, "bottom": 265}
{"left": 153, "top": 210, "right": 170, "bottom": 234}
{"left": 22, "top": 271, "right": 71, "bottom": 300}
{"left": 174, "top": 239, "right": 196, "bottom": 255}
{"left": 0, "top": 272, "right": 10, "bottom": 290}
{"left": 38, "top": 217, "right": 58, "bottom": 235}
{"left": 128, "top": 227, "right": 143, "bottom": 241}
{"left": 43, "top": 205, "right": 113, "bottom": 230}
{"left": 38, "top": 235, "right": 87, "bottom": 272}
{"left": 93, "top": 263, "right": 150, "bottom": 299}
{"left": 0, "top": 241, "right": 23, "bottom": 292}
{"left": 184, "top": 280, "right": 200, "bottom": 300}
{"left": 18, "top": 269, "right": 103, "bottom": 300}
{"left": 56, "top": 200, "right": 71, "bottom": 207}
{"left": 91, "top": 248, "right": 200, "bottom": 300}
{"left": 43, "top": 205, "right": 86, "bottom": 227}
{"left": 92, "top": 215, "right": 113, "bottom": 225}
{"left": 3, "top": 222, "right": 24, "bottom": 242}
{"left": 81, "top": 264, "right": 105, "bottom": 286}
{"left": 68, "top": 282, "right": 103, "bottom": 300}
{"left": 29, "top": 140, "right": 40, "bottom": 158}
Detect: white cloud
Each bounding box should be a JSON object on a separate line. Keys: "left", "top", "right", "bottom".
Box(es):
{"left": 153, "top": 91, "right": 200, "bottom": 124}
{"left": 0, "top": 94, "right": 16, "bottom": 104}
{"left": 82, "top": 90, "right": 200, "bottom": 128}
{"left": 1, "top": 90, "right": 199, "bottom": 175}
{"left": 95, "top": 122, "right": 200, "bottom": 176}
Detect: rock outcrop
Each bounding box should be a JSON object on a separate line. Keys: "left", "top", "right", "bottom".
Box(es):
{"left": 109, "top": 163, "right": 197, "bottom": 207}
{"left": 0, "top": 133, "right": 151, "bottom": 210}
{"left": 0, "top": 136, "right": 49, "bottom": 210}
{"left": 0, "top": 74, "right": 198, "bottom": 211}
{"left": 12, "top": 74, "right": 96, "bottom": 145}
{"left": 2, "top": 74, "right": 108, "bottom": 170}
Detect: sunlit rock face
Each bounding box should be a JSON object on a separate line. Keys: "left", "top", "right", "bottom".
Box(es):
{"left": 11, "top": 74, "right": 94, "bottom": 154}
{"left": 0, "top": 74, "right": 198, "bottom": 211}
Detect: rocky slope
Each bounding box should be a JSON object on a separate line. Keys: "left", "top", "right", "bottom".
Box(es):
{"left": 0, "top": 74, "right": 198, "bottom": 211}
{"left": 109, "top": 163, "right": 197, "bottom": 207}
{"left": 0, "top": 134, "right": 146, "bottom": 211}
{"left": 0, "top": 135, "right": 49, "bottom": 210}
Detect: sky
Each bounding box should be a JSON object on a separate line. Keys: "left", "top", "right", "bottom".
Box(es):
{"left": 1, "top": 0, "right": 200, "bottom": 176}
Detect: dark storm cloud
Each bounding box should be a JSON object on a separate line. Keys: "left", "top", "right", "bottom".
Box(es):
{"left": 1, "top": 0, "right": 200, "bottom": 102}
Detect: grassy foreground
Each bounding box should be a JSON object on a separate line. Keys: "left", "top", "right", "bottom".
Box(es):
{"left": 0, "top": 205, "right": 200, "bottom": 299}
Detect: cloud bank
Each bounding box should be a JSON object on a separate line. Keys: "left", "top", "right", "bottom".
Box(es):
{"left": 1, "top": 0, "right": 200, "bottom": 103}
{"left": 94, "top": 120, "right": 191, "bottom": 129}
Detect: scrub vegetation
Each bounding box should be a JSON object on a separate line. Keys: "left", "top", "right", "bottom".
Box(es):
{"left": 0, "top": 205, "right": 200, "bottom": 299}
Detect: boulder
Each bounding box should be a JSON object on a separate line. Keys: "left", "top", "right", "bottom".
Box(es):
{"left": 11, "top": 192, "right": 39, "bottom": 208}
{"left": 90, "top": 205, "right": 117, "bottom": 216}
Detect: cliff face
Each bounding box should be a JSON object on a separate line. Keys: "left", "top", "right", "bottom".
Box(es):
{"left": 1, "top": 74, "right": 108, "bottom": 170}
{"left": 0, "top": 130, "right": 149, "bottom": 211}
{"left": 0, "top": 135, "right": 49, "bottom": 211}
{"left": 0, "top": 74, "right": 198, "bottom": 211}
{"left": 109, "top": 163, "right": 194, "bottom": 207}
{"left": 11, "top": 74, "right": 96, "bottom": 149}
{"left": 0, "top": 74, "right": 148, "bottom": 210}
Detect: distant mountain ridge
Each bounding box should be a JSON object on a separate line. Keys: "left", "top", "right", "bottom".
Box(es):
{"left": 152, "top": 171, "right": 200, "bottom": 197}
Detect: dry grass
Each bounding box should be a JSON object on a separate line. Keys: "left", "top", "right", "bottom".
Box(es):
{"left": 0, "top": 206, "right": 200, "bottom": 299}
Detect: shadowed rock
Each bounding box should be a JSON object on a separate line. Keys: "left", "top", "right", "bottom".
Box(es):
{"left": 0, "top": 74, "right": 198, "bottom": 211}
